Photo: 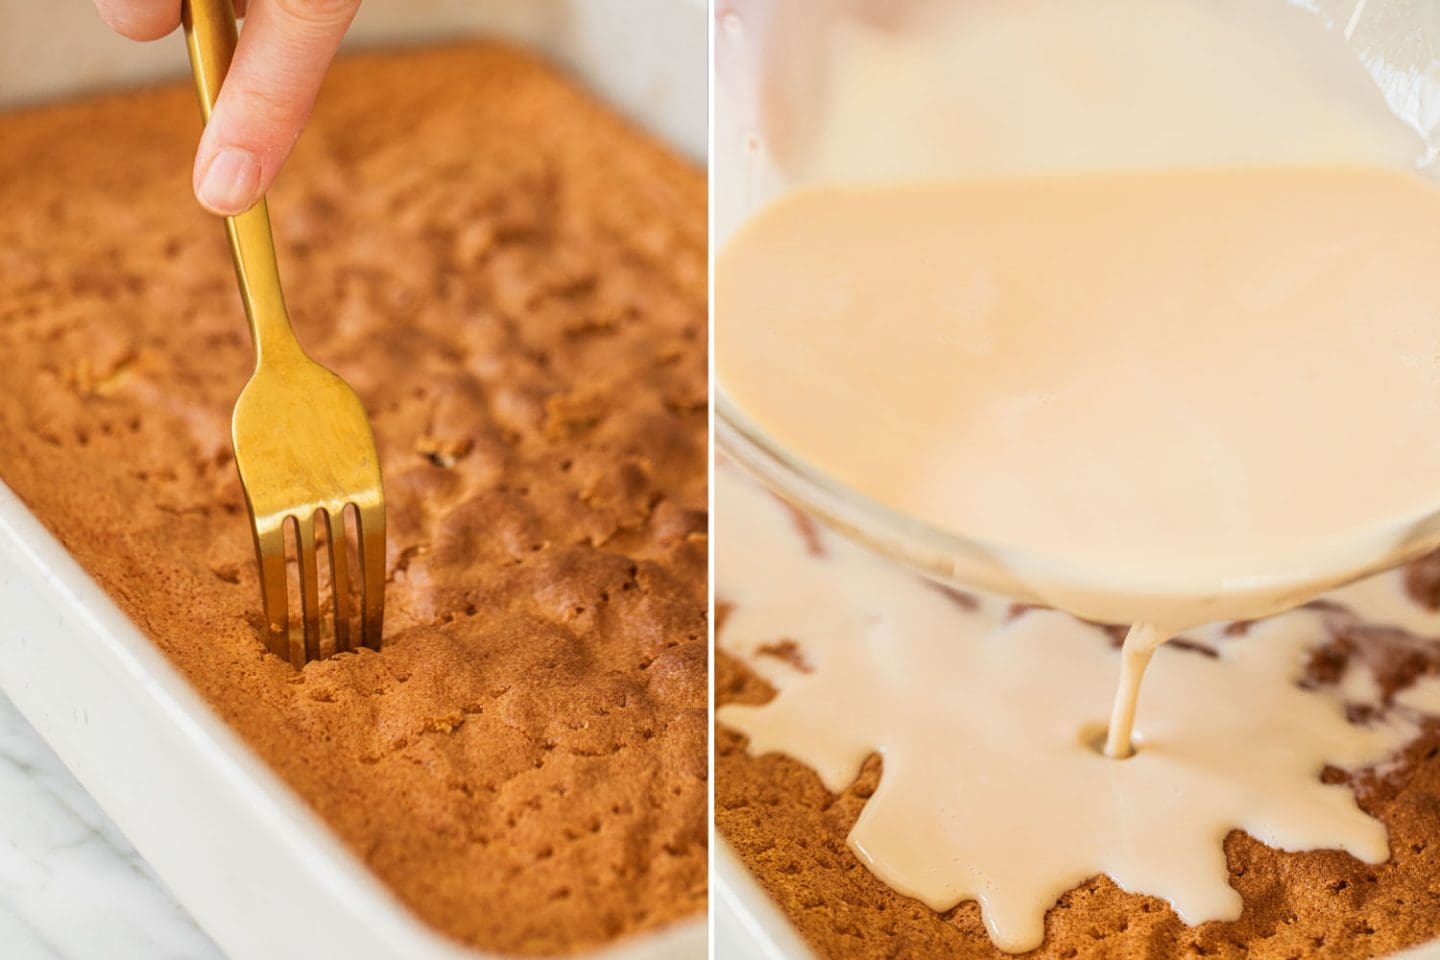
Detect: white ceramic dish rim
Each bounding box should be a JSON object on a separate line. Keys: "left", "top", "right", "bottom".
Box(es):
{"left": 0, "top": 1, "right": 707, "bottom": 957}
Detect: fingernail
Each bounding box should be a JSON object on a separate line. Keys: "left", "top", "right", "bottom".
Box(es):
{"left": 197, "top": 147, "right": 261, "bottom": 215}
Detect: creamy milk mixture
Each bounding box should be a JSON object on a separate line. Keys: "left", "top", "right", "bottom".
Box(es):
{"left": 719, "top": 166, "right": 1440, "bottom": 760}
{"left": 719, "top": 471, "right": 1440, "bottom": 952}
{"left": 719, "top": 166, "right": 1440, "bottom": 629}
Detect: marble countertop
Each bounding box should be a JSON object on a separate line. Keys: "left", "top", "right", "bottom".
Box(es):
{"left": 0, "top": 692, "right": 220, "bottom": 959}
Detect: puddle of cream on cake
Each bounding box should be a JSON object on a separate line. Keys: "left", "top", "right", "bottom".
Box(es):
{"left": 717, "top": 471, "right": 1439, "bottom": 953}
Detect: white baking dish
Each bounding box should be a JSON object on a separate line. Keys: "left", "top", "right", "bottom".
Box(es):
{"left": 712, "top": 0, "right": 1440, "bottom": 956}
{"left": 0, "top": 2, "right": 706, "bottom": 958}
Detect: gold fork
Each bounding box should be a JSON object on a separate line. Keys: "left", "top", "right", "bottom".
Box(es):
{"left": 182, "top": 0, "right": 385, "bottom": 667}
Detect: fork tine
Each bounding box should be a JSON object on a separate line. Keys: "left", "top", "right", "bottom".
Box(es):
{"left": 356, "top": 502, "right": 386, "bottom": 651}
{"left": 323, "top": 507, "right": 351, "bottom": 655}
{"left": 297, "top": 512, "right": 322, "bottom": 665}
{"left": 254, "top": 520, "right": 290, "bottom": 662}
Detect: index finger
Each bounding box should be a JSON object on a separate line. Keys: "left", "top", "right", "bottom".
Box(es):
{"left": 192, "top": 0, "right": 358, "bottom": 215}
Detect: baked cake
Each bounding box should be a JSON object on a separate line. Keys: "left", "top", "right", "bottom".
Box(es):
{"left": 718, "top": 514, "right": 1440, "bottom": 959}
{"left": 0, "top": 42, "right": 707, "bottom": 955}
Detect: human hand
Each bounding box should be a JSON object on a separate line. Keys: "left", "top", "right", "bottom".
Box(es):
{"left": 92, "top": 0, "right": 360, "bottom": 215}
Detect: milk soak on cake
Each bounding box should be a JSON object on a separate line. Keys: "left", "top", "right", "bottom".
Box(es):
{"left": 716, "top": 0, "right": 1440, "bottom": 955}
{"left": 717, "top": 471, "right": 1440, "bottom": 953}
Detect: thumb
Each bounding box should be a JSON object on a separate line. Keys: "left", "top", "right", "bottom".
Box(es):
{"left": 192, "top": 0, "right": 359, "bottom": 215}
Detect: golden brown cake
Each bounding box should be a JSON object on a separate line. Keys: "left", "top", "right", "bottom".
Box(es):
{"left": 718, "top": 545, "right": 1440, "bottom": 959}
{"left": 0, "top": 42, "right": 707, "bottom": 955}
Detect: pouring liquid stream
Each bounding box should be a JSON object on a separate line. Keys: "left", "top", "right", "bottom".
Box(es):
{"left": 1104, "top": 623, "right": 1167, "bottom": 758}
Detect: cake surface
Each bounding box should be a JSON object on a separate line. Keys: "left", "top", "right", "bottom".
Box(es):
{"left": 718, "top": 532, "right": 1440, "bottom": 959}
{"left": 0, "top": 42, "right": 707, "bottom": 954}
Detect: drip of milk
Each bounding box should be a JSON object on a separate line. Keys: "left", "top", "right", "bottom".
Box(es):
{"left": 1104, "top": 624, "right": 1165, "bottom": 759}
{"left": 718, "top": 470, "right": 1436, "bottom": 953}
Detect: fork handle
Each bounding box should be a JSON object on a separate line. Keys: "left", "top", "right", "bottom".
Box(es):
{"left": 182, "top": 0, "right": 305, "bottom": 369}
